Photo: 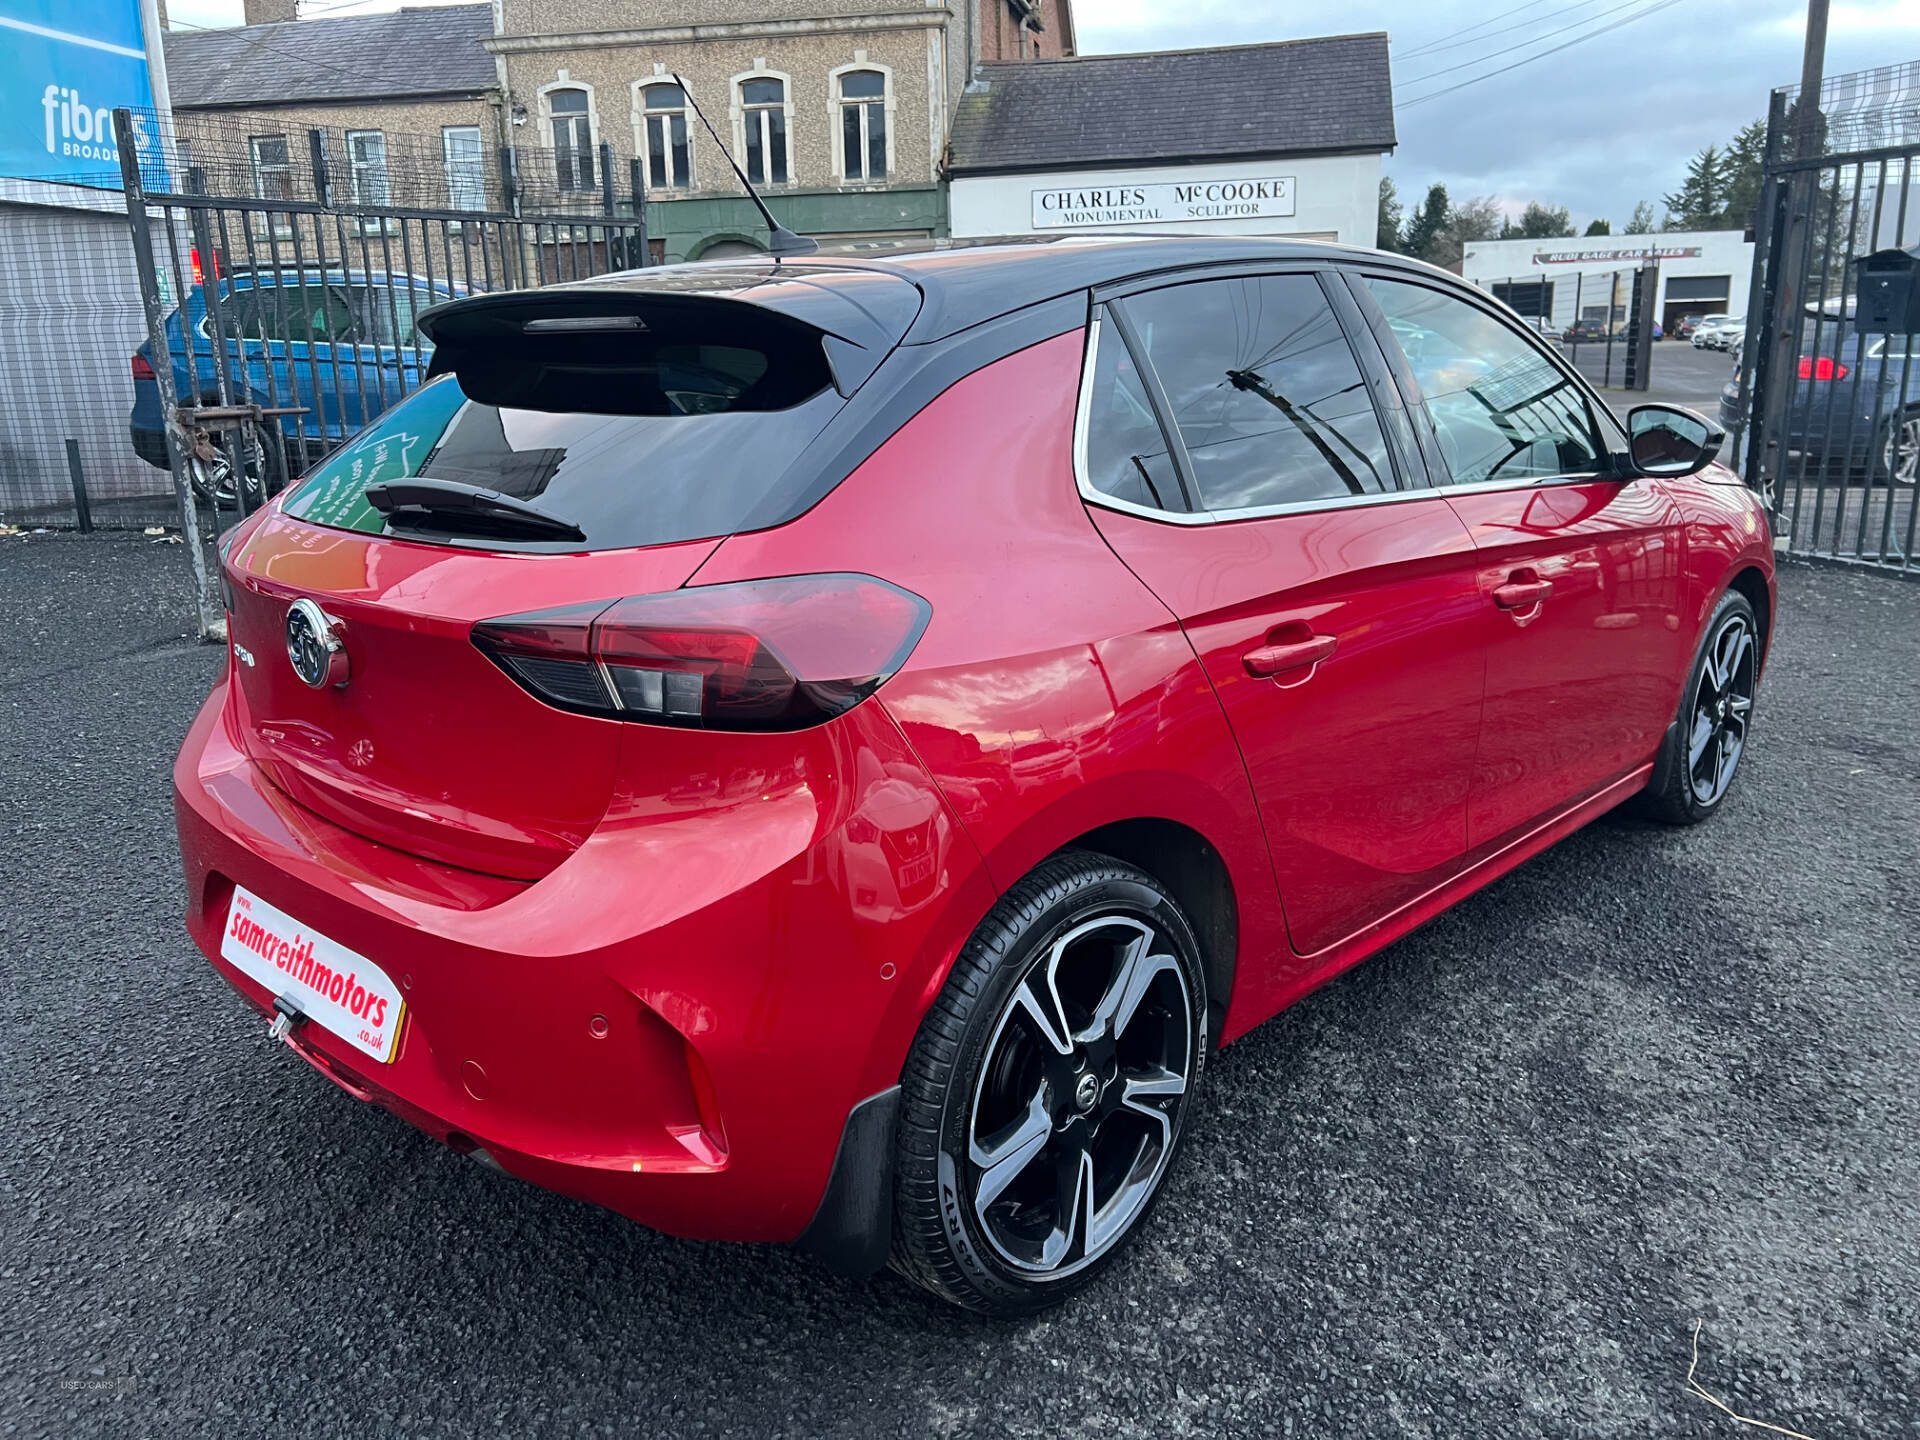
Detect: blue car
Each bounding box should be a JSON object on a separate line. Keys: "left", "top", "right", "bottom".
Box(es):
{"left": 129, "top": 269, "right": 458, "bottom": 501}
{"left": 1721, "top": 323, "right": 1920, "bottom": 484}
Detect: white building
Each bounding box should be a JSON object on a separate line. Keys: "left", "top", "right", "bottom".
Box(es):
{"left": 947, "top": 35, "right": 1394, "bottom": 249}
{"left": 1460, "top": 230, "right": 1755, "bottom": 334}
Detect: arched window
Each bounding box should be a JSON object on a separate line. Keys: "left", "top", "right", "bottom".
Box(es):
{"left": 548, "top": 86, "right": 594, "bottom": 192}
{"left": 637, "top": 82, "right": 692, "bottom": 191}
{"left": 837, "top": 69, "right": 887, "bottom": 182}
{"left": 738, "top": 76, "right": 789, "bottom": 186}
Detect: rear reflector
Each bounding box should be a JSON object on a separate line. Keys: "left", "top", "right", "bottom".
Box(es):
{"left": 1797, "top": 355, "right": 1849, "bottom": 381}
{"left": 472, "top": 574, "right": 931, "bottom": 731}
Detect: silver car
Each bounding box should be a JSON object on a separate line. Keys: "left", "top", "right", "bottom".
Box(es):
{"left": 1691, "top": 314, "right": 1737, "bottom": 349}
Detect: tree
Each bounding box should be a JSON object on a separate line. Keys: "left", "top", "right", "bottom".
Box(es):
{"left": 1401, "top": 183, "right": 1450, "bottom": 263}
{"left": 1584, "top": 218, "right": 1612, "bottom": 236}
{"left": 1719, "top": 119, "right": 1766, "bottom": 233}
{"left": 1453, "top": 196, "right": 1504, "bottom": 239}
{"left": 1663, "top": 144, "right": 1725, "bottom": 230}
{"left": 1625, "top": 200, "right": 1656, "bottom": 233}
{"left": 1377, "top": 176, "right": 1404, "bottom": 252}
{"left": 1499, "top": 201, "right": 1574, "bottom": 239}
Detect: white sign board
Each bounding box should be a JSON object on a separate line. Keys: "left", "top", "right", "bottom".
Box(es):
{"left": 1031, "top": 176, "right": 1296, "bottom": 230}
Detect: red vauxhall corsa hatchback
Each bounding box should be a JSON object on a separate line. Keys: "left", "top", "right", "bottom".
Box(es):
{"left": 175, "top": 238, "right": 1775, "bottom": 1314}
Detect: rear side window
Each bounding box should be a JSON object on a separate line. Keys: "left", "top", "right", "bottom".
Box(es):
{"left": 1115, "top": 274, "right": 1399, "bottom": 511}
{"left": 1082, "top": 317, "right": 1184, "bottom": 512}
{"left": 281, "top": 367, "right": 845, "bottom": 549}
{"left": 1364, "top": 277, "right": 1604, "bottom": 486}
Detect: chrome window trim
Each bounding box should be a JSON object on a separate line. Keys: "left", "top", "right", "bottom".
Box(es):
{"left": 1072, "top": 305, "right": 1625, "bottom": 529}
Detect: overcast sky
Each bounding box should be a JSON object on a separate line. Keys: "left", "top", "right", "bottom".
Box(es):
{"left": 167, "top": 0, "right": 1920, "bottom": 229}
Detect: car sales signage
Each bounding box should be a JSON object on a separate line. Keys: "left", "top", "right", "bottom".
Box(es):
{"left": 1032, "top": 176, "right": 1296, "bottom": 230}
{"left": 0, "top": 0, "right": 165, "bottom": 190}
{"left": 1532, "top": 245, "right": 1704, "bottom": 265}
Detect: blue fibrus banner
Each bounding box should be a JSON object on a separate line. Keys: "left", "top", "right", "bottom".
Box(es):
{"left": 0, "top": 0, "right": 165, "bottom": 189}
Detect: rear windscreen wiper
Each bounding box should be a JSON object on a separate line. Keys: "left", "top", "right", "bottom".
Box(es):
{"left": 363, "top": 477, "right": 586, "bottom": 542}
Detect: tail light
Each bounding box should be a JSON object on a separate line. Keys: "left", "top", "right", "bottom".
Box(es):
{"left": 1797, "top": 355, "right": 1849, "bottom": 381}
{"left": 472, "top": 574, "right": 931, "bottom": 732}
{"left": 189, "top": 247, "right": 221, "bottom": 285}
{"left": 131, "top": 352, "right": 156, "bottom": 382}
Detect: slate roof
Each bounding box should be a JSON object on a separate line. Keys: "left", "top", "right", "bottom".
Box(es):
{"left": 164, "top": 5, "right": 495, "bottom": 108}
{"left": 947, "top": 34, "right": 1395, "bottom": 176}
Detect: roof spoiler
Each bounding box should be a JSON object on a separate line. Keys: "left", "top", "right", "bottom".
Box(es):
{"left": 416, "top": 289, "right": 890, "bottom": 397}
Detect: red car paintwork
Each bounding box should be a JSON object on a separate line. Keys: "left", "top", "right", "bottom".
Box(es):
{"left": 1444, "top": 478, "right": 1688, "bottom": 853}
{"left": 174, "top": 267, "right": 1776, "bottom": 1253}
{"left": 1087, "top": 494, "right": 1487, "bottom": 957}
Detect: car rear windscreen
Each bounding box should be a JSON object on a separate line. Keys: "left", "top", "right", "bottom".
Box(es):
{"left": 280, "top": 338, "right": 845, "bottom": 551}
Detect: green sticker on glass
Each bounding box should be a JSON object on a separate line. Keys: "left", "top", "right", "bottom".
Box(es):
{"left": 283, "top": 378, "right": 468, "bottom": 534}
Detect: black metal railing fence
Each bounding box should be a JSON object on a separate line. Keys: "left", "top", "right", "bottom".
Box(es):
{"left": 1739, "top": 66, "right": 1920, "bottom": 576}
{"left": 109, "top": 108, "right": 652, "bottom": 635}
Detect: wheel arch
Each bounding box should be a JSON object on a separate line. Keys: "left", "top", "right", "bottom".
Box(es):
{"left": 1058, "top": 817, "right": 1238, "bottom": 1048}
{"left": 1726, "top": 563, "right": 1774, "bottom": 669}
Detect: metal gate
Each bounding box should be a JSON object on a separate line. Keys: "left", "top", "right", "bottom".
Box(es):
{"left": 1739, "top": 63, "right": 1920, "bottom": 576}
{"left": 112, "top": 107, "right": 652, "bottom": 636}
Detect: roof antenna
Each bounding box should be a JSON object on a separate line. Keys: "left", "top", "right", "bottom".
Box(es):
{"left": 671, "top": 73, "right": 818, "bottom": 258}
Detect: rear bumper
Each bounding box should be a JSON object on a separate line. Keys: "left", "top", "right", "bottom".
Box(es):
{"left": 173, "top": 672, "right": 990, "bottom": 1247}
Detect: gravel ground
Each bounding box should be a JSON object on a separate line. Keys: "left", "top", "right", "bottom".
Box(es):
{"left": 2, "top": 533, "right": 1916, "bottom": 1439}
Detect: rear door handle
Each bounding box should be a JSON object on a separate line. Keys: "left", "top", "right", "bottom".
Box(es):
{"left": 1243, "top": 633, "right": 1337, "bottom": 677}
{"left": 1492, "top": 577, "right": 1553, "bottom": 609}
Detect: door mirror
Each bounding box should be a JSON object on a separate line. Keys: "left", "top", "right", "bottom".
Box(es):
{"left": 1626, "top": 404, "right": 1724, "bottom": 477}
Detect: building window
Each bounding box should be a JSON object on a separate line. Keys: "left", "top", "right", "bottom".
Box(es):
{"left": 739, "top": 76, "right": 789, "bottom": 186}
{"left": 549, "top": 87, "right": 595, "bottom": 192}
{"left": 250, "top": 134, "right": 292, "bottom": 201}
{"left": 837, "top": 69, "right": 887, "bottom": 182}
{"left": 637, "top": 83, "right": 691, "bottom": 191}
{"left": 442, "top": 125, "right": 486, "bottom": 210}
{"left": 346, "top": 130, "right": 389, "bottom": 206}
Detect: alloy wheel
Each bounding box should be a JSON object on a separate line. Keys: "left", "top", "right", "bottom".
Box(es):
{"left": 187, "top": 442, "right": 265, "bottom": 507}
{"left": 1687, "top": 611, "right": 1757, "bottom": 806}
{"left": 1883, "top": 414, "right": 1920, "bottom": 485}
{"left": 965, "top": 914, "right": 1195, "bottom": 1279}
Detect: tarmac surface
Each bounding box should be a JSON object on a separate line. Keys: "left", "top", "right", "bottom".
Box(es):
{"left": 2, "top": 533, "right": 1916, "bottom": 1438}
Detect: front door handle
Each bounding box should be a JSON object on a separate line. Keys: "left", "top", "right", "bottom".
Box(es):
{"left": 1492, "top": 576, "right": 1554, "bottom": 609}
{"left": 1243, "top": 632, "right": 1337, "bottom": 677}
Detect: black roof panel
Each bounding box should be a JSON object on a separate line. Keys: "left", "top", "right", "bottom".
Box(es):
{"left": 526, "top": 236, "right": 1431, "bottom": 342}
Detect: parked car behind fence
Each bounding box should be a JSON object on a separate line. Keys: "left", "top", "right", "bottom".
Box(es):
{"left": 130, "top": 267, "right": 457, "bottom": 501}
{"left": 1720, "top": 315, "right": 1920, "bottom": 483}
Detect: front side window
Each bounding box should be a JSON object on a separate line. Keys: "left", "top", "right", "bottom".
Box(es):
{"left": 250, "top": 135, "right": 292, "bottom": 202}
{"left": 353, "top": 283, "right": 433, "bottom": 348}
{"left": 222, "top": 282, "right": 359, "bottom": 346}
{"left": 1365, "top": 277, "right": 1604, "bottom": 486}
{"left": 838, "top": 70, "right": 887, "bottom": 181}
{"left": 346, "top": 130, "right": 388, "bottom": 206}
{"left": 638, "top": 83, "right": 692, "bottom": 190}
{"left": 549, "top": 88, "right": 594, "bottom": 192}
{"left": 740, "top": 77, "right": 789, "bottom": 185}
{"left": 1115, "top": 274, "right": 1398, "bottom": 512}
{"left": 442, "top": 125, "right": 486, "bottom": 210}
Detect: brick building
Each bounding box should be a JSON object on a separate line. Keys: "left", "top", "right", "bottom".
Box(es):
{"left": 163, "top": 0, "right": 1076, "bottom": 260}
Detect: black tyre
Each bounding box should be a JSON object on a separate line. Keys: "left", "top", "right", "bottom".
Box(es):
{"left": 891, "top": 852, "right": 1207, "bottom": 1315}
{"left": 1636, "top": 588, "right": 1760, "bottom": 825}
